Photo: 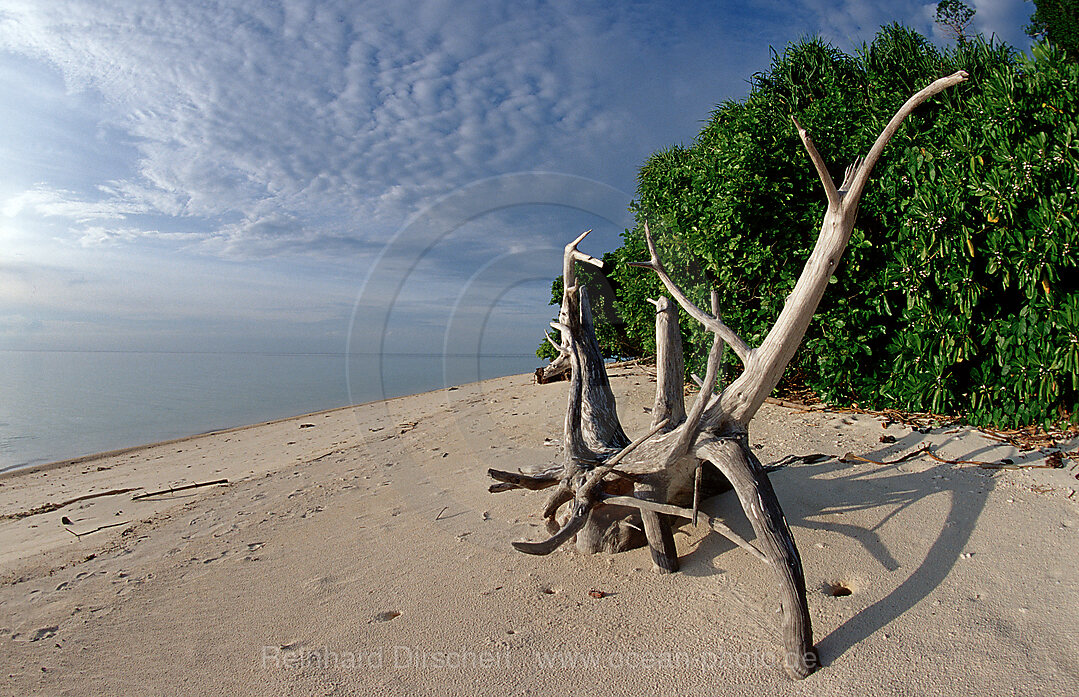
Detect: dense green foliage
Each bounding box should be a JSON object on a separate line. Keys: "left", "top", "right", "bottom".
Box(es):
{"left": 1026, "top": 0, "right": 1079, "bottom": 61}
{"left": 885, "top": 42, "right": 1079, "bottom": 425}
{"left": 540, "top": 25, "right": 1079, "bottom": 428}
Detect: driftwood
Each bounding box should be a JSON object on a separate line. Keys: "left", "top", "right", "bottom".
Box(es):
{"left": 131, "top": 479, "right": 229, "bottom": 500}
{"left": 64, "top": 520, "right": 130, "bottom": 538}
{"left": 490, "top": 71, "right": 968, "bottom": 679}
{"left": 535, "top": 358, "right": 570, "bottom": 384}
{"left": 1, "top": 487, "right": 144, "bottom": 520}
{"left": 1, "top": 479, "right": 230, "bottom": 521}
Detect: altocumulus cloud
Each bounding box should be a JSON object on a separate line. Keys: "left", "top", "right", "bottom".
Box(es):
{"left": 0, "top": 0, "right": 752, "bottom": 258}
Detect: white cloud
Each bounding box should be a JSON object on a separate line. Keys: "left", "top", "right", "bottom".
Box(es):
{"left": 2, "top": 184, "right": 149, "bottom": 222}
{"left": 0, "top": 1, "right": 1033, "bottom": 257}
{"left": 0, "top": 0, "right": 775, "bottom": 259}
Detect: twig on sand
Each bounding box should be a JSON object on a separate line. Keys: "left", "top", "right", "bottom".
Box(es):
{"left": 131, "top": 479, "right": 229, "bottom": 500}
{"left": 841, "top": 448, "right": 929, "bottom": 466}
{"left": 843, "top": 445, "right": 1062, "bottom": 470}
{"left": 64, "top": 520, "right": 129, "bottom": 538}
{"left": 923, "top": 449, "right": 1061, "bottom": 470}
{"left": 2, "top": 487, "right": 143, "bottom": 521}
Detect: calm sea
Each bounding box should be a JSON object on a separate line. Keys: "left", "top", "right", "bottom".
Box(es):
{"left": 0, "top": 350, "right": 538, "bottom": 473}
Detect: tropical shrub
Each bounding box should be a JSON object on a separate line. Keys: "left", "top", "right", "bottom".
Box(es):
{"left": 540, "top": 27, "right": 1077, "bottom": 427}
{"left": 883, "top": 42, "right": 1079, "bottom": 425}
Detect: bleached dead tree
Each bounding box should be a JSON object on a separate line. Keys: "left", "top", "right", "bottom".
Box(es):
{"left": 490, "top": 71, "right": 968, "bottom": 679}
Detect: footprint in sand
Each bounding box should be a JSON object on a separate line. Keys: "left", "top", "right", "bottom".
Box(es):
{"left": 211, "top": 523, "right": 239, "bottom": 538}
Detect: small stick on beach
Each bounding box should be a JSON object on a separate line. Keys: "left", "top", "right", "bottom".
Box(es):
{"left": 64, "top": 520, "right": 130, "bottom": 538}
{"left": 2, "top": 487, "right": 144, "bottom": 520}
{"left": 131, "top": 479, "right": 229, "bottom": 500}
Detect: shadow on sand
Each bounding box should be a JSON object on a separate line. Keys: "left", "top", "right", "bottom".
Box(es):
{"left": 676, "top": 427, "right": 1014, "bottom": 665}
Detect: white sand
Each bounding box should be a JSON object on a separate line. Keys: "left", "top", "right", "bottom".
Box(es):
{"left": 1, "top": 365, "right": 1076, "bottom": 695}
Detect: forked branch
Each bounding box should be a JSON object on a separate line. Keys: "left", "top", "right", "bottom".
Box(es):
{"left": 544, "top": 330, "right": 566, "bottom": 354}
{"left": 562, "top": 228, "right": 604, "bottom": 294}
{"left": 706, "top": 69, "right": 969, "bottom": 428}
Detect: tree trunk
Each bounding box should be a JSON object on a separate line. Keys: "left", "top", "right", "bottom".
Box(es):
{"left": 649, "top": 296, "right": 686, "bottom": 430}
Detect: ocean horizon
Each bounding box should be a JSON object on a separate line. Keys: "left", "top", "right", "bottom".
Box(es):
{"left": 0, "top": 349, "right": 540, "bottom": 473}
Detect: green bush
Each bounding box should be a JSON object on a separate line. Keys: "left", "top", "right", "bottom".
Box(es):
{"left": 882, "top": 42, "right": 1079, "bottom": 425}
{"left": 541, "top": 26, "right": 1078, "bottom": 428}
{"left": 1026, "top": 0, "right": 1079, "bottom": 61}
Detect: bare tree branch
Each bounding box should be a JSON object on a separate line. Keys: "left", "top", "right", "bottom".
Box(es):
{"left": 562, "top": 228, "right": 602, "bottom": 293}
{"left": 542, "top": 484, "right": 573, "bottom": 528}
{"left": 598, "top": 494, "right": 767, "bottom": 563}
{"left": 844, "top": 70, "right": 969, "bottom": 203}
{"left": 707, "top": 70, "right": 969, "bottom": 429}
{"left": 628, "top": 222, "right": 752, "bottom": 363}
{"left": 605, "top": 418, "right": 670, "bottom": 468}
{"left": 676, "top": 327, "right": 724, "bottom": 452}
{"left": 487, "top": 469, "right": 560, "bottom": 491}
{"left": 544, "top": 330, "right": 564, "bottom": 353}
{"left": 512, "top": 499, "right": 592, "bottom": 555}
{"left": 647, "top": 296, "right": 687, "bottom": 430}
{"left": 838, "top": 156, "right": 864, "bottom": 193}
{"left": 792, "top": 116, "right": 840, "bottom": 209}
{"left": 513, "top": 418, "right": 671, "bottom": 552}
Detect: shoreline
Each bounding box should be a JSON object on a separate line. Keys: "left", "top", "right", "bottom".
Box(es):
{"left": 1, "top": 364, "right": 1076, "bottom": 695}
{"left": 0, "top": 349, "right": 544, "bottom": 480}
{"left": 1, "top": 358, "right": 645, "bottom": 479}
{"left": 1, "top": 400, "right": 367, "bottom": 481}
{"left": 0, "top": 371, "right": 514, "bottom": 480}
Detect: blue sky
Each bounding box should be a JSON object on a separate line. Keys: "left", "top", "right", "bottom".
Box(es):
{"left": 0, "top": 0, "right": 1033, "bottom": 357}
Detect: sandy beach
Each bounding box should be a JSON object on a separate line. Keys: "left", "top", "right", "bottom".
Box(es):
{"left": 1, "top": 364, "right": 1076, "bottom": 696}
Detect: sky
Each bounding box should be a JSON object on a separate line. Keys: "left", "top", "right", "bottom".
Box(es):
{"left": 0, "top": 0, "right": 1034, "bottom": 359}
